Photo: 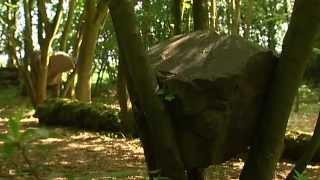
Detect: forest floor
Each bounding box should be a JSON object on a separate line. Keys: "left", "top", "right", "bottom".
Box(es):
{"left": 0, "top": 86, "right": 320, "bottom": 179}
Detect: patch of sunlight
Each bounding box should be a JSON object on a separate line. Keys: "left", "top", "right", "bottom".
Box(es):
{"left": 231, "top": 161, "right": 244, "bottom": 169}
{"left": 40, "top": 138, "right": 64, "bottom": 144}
{"left": 77, "top": 159, "right": 87, "bottom": 164}
{"left": 70, "top": 132, "right": 99, "bottom": 140}
{"left": 0, "top": 117, "right": 8, "bottom": 122}
{"left": 9, "top": 169, "right": 16, "bottom": 175}
{"left": 59, "top": 161, "right": 71, "bottom": 165}
{"left": 91, "top": 146, "right": 105, "bottom": 152}
{"left": 307, "top": 165, "right": 320, "bottom": 169}
{"left": 66, "top": 143, "right": 94, "bottom": 149}
{"left": 102, "top": 103, "right": 120, "bottom": 110}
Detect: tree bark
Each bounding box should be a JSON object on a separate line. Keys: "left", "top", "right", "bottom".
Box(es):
{"left": 172, "top": 0, "right": 182, "bottom": 35}
{"left": 286, "top": 112, "right": 320, "bottom": 180}
{"left": 60, "top": 0, "right": 76, "bottom": 52}
{"left": 109, "top": 0, "right": 186, "bottom": 179}
{"left": 193, "top": 0, "right": 209, "bottom": 30}
{"left": 210, "top": 0, "right": 217, "bottom": 31}
{"left": 231, "top": 0, "right": 241, "bottom": 35}
{"left": 75, "top": 0, "right": 108, "bottom": 102}
{"left": 240, "top": 0, "right": 320, "bottom": 179}
{"left": 35, "top": 0, "right": 64, "bottom": 105}
{"left": 243, "top": 0, "right": 252, "bottom": 39}
{"left": 142, "top": 0, "right": 151, "bottom": 47}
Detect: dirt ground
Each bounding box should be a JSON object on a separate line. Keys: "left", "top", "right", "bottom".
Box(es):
{"left": 0, "top": 89, "right": 319, "bottom": 179}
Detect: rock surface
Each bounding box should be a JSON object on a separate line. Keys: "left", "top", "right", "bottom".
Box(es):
{"left": 148, "top": 31, "right": 277, "bottom": 168}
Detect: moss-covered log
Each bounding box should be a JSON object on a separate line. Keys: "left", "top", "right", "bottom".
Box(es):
{"left": 36, "top": 99, "right": 121, "bottom": 133}
{"left": 36, "top": 99, "right": 320, "bottom": 163}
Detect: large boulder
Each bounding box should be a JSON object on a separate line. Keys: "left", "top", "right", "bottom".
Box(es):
{"left": 148, "top": 31, "right": 277, "bottom": 168}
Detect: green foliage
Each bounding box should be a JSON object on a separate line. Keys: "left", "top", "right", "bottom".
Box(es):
{"left": 0, "top": 117, "right": 49, "bottom": 179}
{"left": 0, "top": 118, "right": 49, "bottom": 159}
{"left": 157, "top": 88, "right": 176, "bottom": 102}
{"left": 293, "top": 170, "right": 309, "bottom": 180}
{"left": 313, "top": 48, "right": 320, "bottom": 55}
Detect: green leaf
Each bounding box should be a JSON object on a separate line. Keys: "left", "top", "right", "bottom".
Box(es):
{"left": 157, "top": 89, "right": 165, "bottom": 95}
{"left": 8, "top": 118, "right": 21, "bottom": 139}
{"left": 0, "top": 134, "right": 8, "bottom": 141}
{"left": 313, "top": 48, "right": 320, "bottom": 55}
{"left": 1, "top": 143, "right": 18, "bottom": 158}
{"left": 164, "top": 94, "right": 175, "bottom": 101}
{"left": 294, "top": 170, "right": 309, "bottom": 180}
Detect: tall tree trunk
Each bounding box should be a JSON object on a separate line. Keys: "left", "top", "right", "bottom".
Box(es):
{"left": 62, "top": 10, "right": 84, "bottom": 98}
{"left": 172, "top": 0, "right": 182, "bottom": 35}
{"left": 75, "top": 1, "right": 108, "bottom": 102}
{"left": 116, "top": 56, "right": 129, "bottom": 127}
{"left": 60, "top": 0, "right": 76, "bottom": 52}
{"left": 21, "top": 0, "right": 37, "bottom": 105}
{"left": 109, "top": 0, "right": 186, "bottom": 179}
{"left": 231, "top": 0, "right": 241, "bottom": 35}
{"left": 244, "top": 0, "right": 253, "bottom": 39}
{"left": 5, "top": 0, "right": 19, "bottom": 68}
{"left": 286, "top": 112, "right": 320, "bottom": 180}
{"left": 240, "top": 0, "right": 320, "bottom": 180}
{"left": 193, "top": 0, "right": 209, "bottom": 30}
{"left": 142, "top": 0, "right": 151, "bottom": 47}
{"left": 226, "top": 0, "right": 232, "bottom": 34}
{"left": 211, "top": 0, "right": 218, "bottom": 31}
{"left": 35, "top": 0, "right": 64, "bottom": 105}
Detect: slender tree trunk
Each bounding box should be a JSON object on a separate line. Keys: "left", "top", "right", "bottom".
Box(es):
{"left": 231, "top": 0, "right": 241, "bottom": 35}
{"left": 117, "top": 47, "right": 159, "bottom": 176}
{"left": 75, "top": 0, "right": 108, "bottom": 102}
{"left": 142, "top": 0, "right": 151, "bottom": 47}
{"left": 75, "top": 25, "right": 99, "bottom": 101}
{"left": 244, "top": 0, "right": 253, "bottom": 39}
{"left": 226, "top": 0, "right": 232, "bottom": 34}
{"left": 35, "top": 0, "right": 63, "bottom": 105}
{"left": 193, "top": 0, "right": 209, "bottom": 30}
{"left": 63, "top": 10, "right": 84, "bottom": 98}
{"left": 5, "top": 0, "right": 19, "bottom": 67}
{"left": 211, "top": 0, "right": 218, "bottom": 31}
{"left": 286, "top": 112, "right": 320, "bottom": 180}
{"left": 172, "top": 0, "right": 182, "bottom": 35}
{"left": 60, "top": 0, "right": 76, "bottom": 52}
{"left": 109, "top": 0, "right": 186, "bottom": 179}
{"left": 240, "top": 0, "right": 320, "bottom": 179}
{"left": 116, "top": 55, "right": 130, "bottom": 129}
{"left": 21, "top": 0, "right": 37, "bottom": 105}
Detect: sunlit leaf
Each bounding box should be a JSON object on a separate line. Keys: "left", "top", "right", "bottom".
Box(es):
{"left": 164, "top": 94, "right": 175, "bottom": 101}
{"left": 313, "top": 48, "right": 320, "bottom": 55}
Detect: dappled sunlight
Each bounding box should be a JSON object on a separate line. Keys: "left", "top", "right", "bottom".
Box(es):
{"left": 288, "top": 111, "right": 318, "bottom": 133}
{"left": 40, "top": 138, "right": 64, "bottom": 144}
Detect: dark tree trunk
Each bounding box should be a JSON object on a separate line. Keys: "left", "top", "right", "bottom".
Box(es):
{"left": 172, "top": 0, "right": 182, "bottom": 35}
{"left": 240, "top": 0, "right": 320, "bottom": 180}
{"left": 118, "top": 48, "right": 159, "bottom": 175}
{"left": 109, "top": 0, "right": 186, "bottom": 179}
{"left": 193, "top": 0, "right": 209, "bottom": 30}
{"left": 286, "top": 112, "right": 320, "bottom": 180}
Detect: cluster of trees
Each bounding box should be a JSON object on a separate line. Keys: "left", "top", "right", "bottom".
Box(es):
{"left": 0, "top": 0, "right": 295, "bottom": 104}
{"left": 0, "top": 0, "right": 320, "bottom": 179}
